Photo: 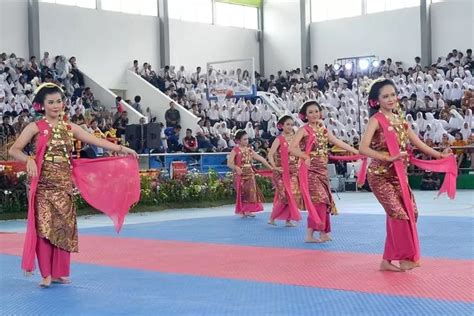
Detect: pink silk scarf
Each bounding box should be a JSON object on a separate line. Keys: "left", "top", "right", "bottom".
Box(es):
{"left": 328, "top": 154, "right": 369, "bottom": 185}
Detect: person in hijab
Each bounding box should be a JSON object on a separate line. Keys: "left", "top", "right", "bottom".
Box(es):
{"left": 245, "top": 122, "right": 255, "bottom": 140}
{"left": 448, "top": 109, "right": 464, "bottom": 132}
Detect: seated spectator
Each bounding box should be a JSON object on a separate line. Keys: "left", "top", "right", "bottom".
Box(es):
{"left": 71, "top": 107, "right": 85, "bottom": 125}
{"left": 113, "top": 111, "right": 128, "bottom": 138}
{"left": 165, "top": 124, "right": 182, "bottom": 152}
{"left": 182, "top": 128, "right": 198, "bottom": 153}
{"left": 420, "top": 172, "right": 441, "bottom": 191}
{"left": 452, "top": 131, "right": 468, "bottom": 167}
{"left": 0, "top": 115, "right": 15, "bottom": 140}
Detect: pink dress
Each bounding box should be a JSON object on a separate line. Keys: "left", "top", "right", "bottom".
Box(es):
{"left": 232, "top": 146, "right": 264, "bottom": 214}
{"left": 270, "top": 135, "right": 302, "bottom": 222}
{"left": 298, "top": 124, "right": 337, "bottom": 232}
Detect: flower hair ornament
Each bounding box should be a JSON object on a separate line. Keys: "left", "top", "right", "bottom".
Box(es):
{"left": 277, "top": 123, "right": 283, "bottom": 130}
{"left": 32, "top": 102, "right": 43, "bottom": 112}
{"left": 368, "top": 99, "right": 379, "bottom": 108}
{"left": 298, "top": 113, "right": 306, "bottom": 120}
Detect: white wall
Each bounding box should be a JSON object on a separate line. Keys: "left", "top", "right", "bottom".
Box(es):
{"left": 311, "top": 7, "right": 421, "bottom": 68}
{"left": 38, "top": 3, "right": 160, "bottom": 90}
{"left": 263, "top": 0, "right": 302, "bottom": 77}
{"left": 82, "top": 72, "right": 146, "bottom": 124}
{"left": 431, "top": 1, "right": 474, "bottom": 61}
{"left": 0, "top": 0, "right": 29, "bottom": 58}
{"left": 168, "top": 19, "right": 259, "bottom": 73}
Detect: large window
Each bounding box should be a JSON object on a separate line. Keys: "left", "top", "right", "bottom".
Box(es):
{"left": 366, "top": 0, "right": 419, "bottom": 14}
{"left": 40, "top": 0, "right": 96, "bottom": 9}
{"left": 311, "top": 0, "right": 362, "bottom": 22}
{"left": 101, "top": 0, "right": 158, "bottom": 16}
{"left": 215, "top": 2, "right": 258, "bottom": 29}
{"left": 168, "top": 0, "right": 213, "bottom": 24}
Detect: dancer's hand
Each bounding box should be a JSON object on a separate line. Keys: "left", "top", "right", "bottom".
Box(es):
{"left": 235, "top": 167, "right": 242, "bottom": 175}
{"left": 120, "top": 146, "right": 139, "bottom": 158}
{"left": 274, "top": 167, "right": 283, "bottom": 172}
{"left": 385, "top": 151, "right": 407, "bottom": 162}
{"left": 439, "top": 151, "right": 453, "bottom": 159}
{"left": 26, "top": 157, "right": 38, "bottom": 178}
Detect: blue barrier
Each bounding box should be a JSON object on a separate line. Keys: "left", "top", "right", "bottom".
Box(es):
{"left": 144, "top": 152, "right": 231, "bottom": 176}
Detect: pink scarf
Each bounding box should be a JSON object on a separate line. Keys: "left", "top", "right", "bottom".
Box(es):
{"left": 298, "top": 125, "right": 323, "bottom": 229}
{"left": 328, "top": 154, "right": 369, "bottom": 185}
{"left": 276, "top": 135, "right": 302, "bottom": 221}
{"left": 233, "top": 146, "right": 243, "bottom": 213}
{"left": 22, "top": 119, "right": 140, "bottom": 272}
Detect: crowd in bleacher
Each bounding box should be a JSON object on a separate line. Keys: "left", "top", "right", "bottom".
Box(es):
{"left": 133, "top": 48, "right": 473, "bottom": 164}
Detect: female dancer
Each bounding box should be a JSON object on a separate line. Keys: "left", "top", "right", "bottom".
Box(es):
{"left": 267, "top": 115, "right": 302, "bottom": 227}
{"left": 227, "top": 130, "right": 273, "bottom": 217}
{"left": 359, "top": 79, "right": 452, "bottom": 272}
{"left": 9, "top": 83, "right": 138, "bottom": 288}
{"left": 290, "top": 101, "right": 358, "bottom": 243}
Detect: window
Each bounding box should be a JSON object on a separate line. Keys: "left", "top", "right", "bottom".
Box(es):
{"left": 366, "top": 0, "right": 419, "bottom": 14}
{"left": 40, "top": 0, "right": 96, "bottom": 9}
{"left": 215, "top": 2, "right": 258, "bottom": 29}
{"left": 168, "top": 0, "right": 213, "bottom": 24}
{"left": 311, "top": 0, "right": 362, "bottom": 22}
{"left": 101, "top": 0, "right": 158, "bottom": 16}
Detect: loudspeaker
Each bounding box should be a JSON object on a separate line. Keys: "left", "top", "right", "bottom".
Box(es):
{"left": 125, "top": 124, "right": 142, "bottom": 151}
{"left": 146, "top": 123, "right": 162, "bottom": 149}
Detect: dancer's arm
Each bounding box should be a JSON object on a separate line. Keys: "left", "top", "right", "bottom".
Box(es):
{"left": 252, "top": 152, "right": 273, "bottom": 170}
{"left": 359, "top": 117, "right": 406, "bottom": 162}
{"left": 70, "top": 123, "right": 138, "bottom": 158}
{"left": 227, "top": 150, "right": 242, "bottom": 175}
{"left": 267, "top": 138, "right": 279, "bottom": 169}
{"left": 407, "top": 127, "right": 451, "bottom": 159}
{"left": 8, "top": 123, "right": 40, "bottom": 177}
{"left": 327, "top": 131, "right": 359, "bottom": 155}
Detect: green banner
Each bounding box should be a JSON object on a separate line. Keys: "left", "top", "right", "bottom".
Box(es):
{"left": 216, "top": 0, "right": 262, "bottom": 8}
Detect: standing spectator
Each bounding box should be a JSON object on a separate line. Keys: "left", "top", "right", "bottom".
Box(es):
{"left": 165, "top": 101, "right": 180, "bottom": 127}
{"left": 132, "top": 95, "right": 143, "bottom": 114}
{"left": 68, "top": 56, "right": 84, "bottom": 87}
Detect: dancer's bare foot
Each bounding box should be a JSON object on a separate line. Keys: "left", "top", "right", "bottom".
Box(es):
{"left": 285, "top": 221, "right": 296, "bottom": 227}
{"left": 52, "top": 277, "right": 71, "bottom": 284}
{"left": 305, "top": 237, "right": 323, "bottom": 243}
{"left": 320, "top": 233, "right": 332, "bottom": 242}
{"left": 400, "top": 260, "right": 418, "bottom": 271}
{"left": 39, "top": 275, "right": 52, "bottom": 288}
{"left": 267, "top": 220, "right": 276, "bottom": 226}
{"left": 379, "top": 260, "right": 404, "bottom": 272}
{"left": 247, "top": 213, "right": 256, "bottom": 217}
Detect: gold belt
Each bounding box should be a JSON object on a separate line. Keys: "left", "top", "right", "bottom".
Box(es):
{"left": 44, "top": 155, "right": 69, "bottom": 163}
{"left": 309, "top": 151, "right": 327, "bottom": 157}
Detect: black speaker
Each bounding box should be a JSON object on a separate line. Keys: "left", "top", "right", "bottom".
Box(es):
{"left": 146, "top": 123, "right": 162, "bottom": 149}
{"left": 125, "top": 124, "right": 142, "bottom": 151}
